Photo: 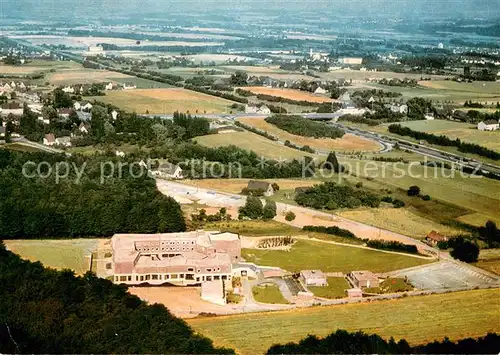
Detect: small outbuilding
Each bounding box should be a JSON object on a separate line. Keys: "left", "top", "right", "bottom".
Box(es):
{"left": 347, "top": 271, "right": 379, "bottom": 289}
{"left": 300, "top": 269, "right": 327, "bottom": 287}
{"left": 425, "top": 230, "right": 448, "bottom": 246}
{"left": 246, "top": 180, "right": 274, "bottom": 197}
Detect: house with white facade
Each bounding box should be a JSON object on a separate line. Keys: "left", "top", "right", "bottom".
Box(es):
{"left": 478, "top": 120, "right": 500, "bottom": 131}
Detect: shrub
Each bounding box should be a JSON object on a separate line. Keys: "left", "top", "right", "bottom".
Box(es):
{"left": 392, "top": 199, "right": 405, "bottom": 208}
{"left": 262, "top": 200, "right": 277, "bottom": 220}
{"left": 407, "top": 185, "right": 421, "bottom": 196}
{"left": 285, "top": 211, "right": 296, "bottom": 221}
{"left": 302, "top": 225, "right": 358, "bottom": 239}
{"left": 422, "top": 195, "right": 431, "bottom": 201}
{"left": 355, "top": 182, "right": 363, "bottom": 188}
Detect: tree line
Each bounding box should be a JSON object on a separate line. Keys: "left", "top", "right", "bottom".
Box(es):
{"left": 295, "top": 182, "right": 380, "bottom": 210}
{"left": 0, "top": 244, "right": 232, "bottom": 354}
{"left": 388, "top": 124, "right": 500, "bottom": 161}
{"left": 0, "top": 150, "right": 186, "bottom": 239}
{"left": 265, "top": 115, "right": 345, "bottom": 139}
{"left": 267, "top": 329, "right": 499, "bottom": 354}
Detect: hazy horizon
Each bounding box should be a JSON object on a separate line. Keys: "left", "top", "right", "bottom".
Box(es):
{"left": 2, "top": 0, "right": 499, "bottom": 21}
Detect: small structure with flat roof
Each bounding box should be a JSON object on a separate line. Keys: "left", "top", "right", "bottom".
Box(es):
{"left": 300, "top": 269, "right": 327, "bottom": 286}
{"left": 347, "top": 271, "right": 379, "bottom": 289}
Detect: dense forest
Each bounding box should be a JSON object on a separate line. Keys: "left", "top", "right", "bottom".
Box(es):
{"left": 295, "top": 182, "right": 380, "bottom": 210}
{"left": 0, "top": 244, "right": 232, "bottom": 354}
{"left": 388, "top": 124, "right": 500, "bottom": 161}
{"left": 265, "top": 115, "right": 345, "bottom": 139}
{"left": 0, "top": 150, "right": 185, "bottom": 238}
{"left": 267, "top": 329, "right": 500, "bottom": 354}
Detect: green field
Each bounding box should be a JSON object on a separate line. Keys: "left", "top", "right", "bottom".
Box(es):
{"left": 252, "top": 284, "right": 289, "bottom": 304}
{"left": 308, "top": 277, "right": 350, "bottom": 299}
{"left": 357, "top": 81, "right": 500, "bottom": 103}
{"left": 332, "top": 156, "right": 500, "bottom": 226}
{"left": 242, "top": 240, "right": 431, "bottom": 273}
{"left": 86, "top": 88, "right": 235, "bottom": 114}
{"left": 111, "top": 76, "right": 175, "bottom": 89}
{"left": 474, "top": 248, "right": 500, "bottom": 275}
{"left": 188, "top": 289, "right": 500, "bottom": 355}
{"left": 194, "top": 131, "right": 317, "bottom": 160}
{"left": 4, "top": 239, "right": 100, "bottom": 275}
{"left": 377, "top": 120, "right": 500, "bottom": 153}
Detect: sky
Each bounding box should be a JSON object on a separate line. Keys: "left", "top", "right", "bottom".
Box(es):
{"left": 2, "top": 0, "right": 500, "bottom": 20}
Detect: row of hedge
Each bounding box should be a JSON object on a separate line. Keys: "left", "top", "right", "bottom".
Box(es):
{"left": 388, "top": 124, "right": 500, "bottom": 161}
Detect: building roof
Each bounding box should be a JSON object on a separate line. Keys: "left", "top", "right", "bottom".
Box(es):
{"left": 350, "top": 271, "right": 378, "bottom": 282}
{"left": 58, "top": 108, "right": 73, "bottom": 115}
{"left": 426, "top": 230, "right": 446, "bottom": 242}
{"left": 157, "top": 161, "right": 182, "bottom": 174}
{"left": 111, "top": 231, "right": 238, "bottom": 274}
{"left": 56, "top": 136, "right": 72, "bottom": 143}
{"left": 300, "top": 269, "right": 326, "bottom": 280}
{"left": 0, "top": 126, "right": 5, "bottom": 134}
{"left": 44, "top": 133, "right": 55, "bottom": 143}
{"left": 247, "top": 180, "right": 272, "bottom": 191}
{"left": 482, "top": 119, "right": 499, "bottom": 125}
{"left": 1, "top": 102, "right": 21, "bottom": 110}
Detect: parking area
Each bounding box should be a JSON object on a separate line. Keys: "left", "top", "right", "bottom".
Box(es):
{"left": 393, "top": 261, "right": 498, "bottom": 290}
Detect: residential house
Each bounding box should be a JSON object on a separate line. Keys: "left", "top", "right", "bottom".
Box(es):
{"left": 105, "top": 82, "right": 114, "bottom": 90}
{"left": 425, "top": 230, "right": 448, "bottom": 246}
{"left": 122, "top": 82, "right": 137, "bottom": 90}
{"left": 110, "top": 231, "right": 241, "bottom": 289}
{"left": 62, "top": 86, "right": 75, "bottom": 94}
{"left": 347, "top": 271, "right": 380, "bottom": 289}
{"left": 390, "top": 104, "right": 408, "bottom": 114}
{"left": 314, "top": 86, "right": 327, "bottom": 95}
{"left": 425, "top": 113, "right": 435, "bottom": 120}
{"left": 79, "top": 123, "right": 90, "bottom": 134}
{"left": 43, "top": 133, "right": 56, "bottom": 146}
{"left": 300, "top": 270, "right": 328, "bottom": 286}
{"left": 115, "top": 150, "right": 125, "bottom": 158}
{"left": 55, "top": 136, "right": 72, "bottom": 147}
{"left": 74, "top": 101, "right": 93, "bottom": 111}
{"left": 478, "top": 120, "right": 499, "bottom": 131}
{"left": 57, "top": 108, "right": 73, "bottom": 119}
{"left": 151, "top": 161, "right": 184, "bottom": 179}
{"left": 245, "top": 104, "right": 271, "bottom": 115}
{"left": 0, "top": 102, "right": 23, "bottom": 116}
{"left": 111, "top": 110, "right": 119, "bottom": 121}
{"left": 338, "top": 57, "right": 363, "bottom": 65}
{"left": 246, "top": 180, "right": 274, "bottom": 197}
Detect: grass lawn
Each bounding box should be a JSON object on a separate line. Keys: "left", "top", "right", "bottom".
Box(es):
{"left": 365, "top": 278, "right": 414, "bottom": 294}
{"left": 338, "top": 207, "right": 464, "bottom": 240}
{"left": 87, "top": 88, "right": 235, "bottom": 114}
{"left": 187, "top": 289, "right": 500, "bottom": 355}
{"left": 474, "top": 248, "right": 500, "bottom": 275}
{"left": 194, "top": 131, "right": 317, "bottom": 160}
{"left": 4, "top": 239, "right": 100, "bottom": 275}
{"left": 252, "top": 284, "right": 289, "bottom": 304}
{"left": 238, "top": 117, "right": 381, "bottom": 152}
{"left": 242, "top": 240, "right": 431, "bottom": 273}
{"left": 308, "top": 277, "right": 350, "bottom": 299}
{"left": 204, "top": 220, "right": 304, "bottom": 237}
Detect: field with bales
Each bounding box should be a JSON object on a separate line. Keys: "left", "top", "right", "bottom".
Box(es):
{"left": 187, "top": 289, "right": 500, "bottom": 355}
